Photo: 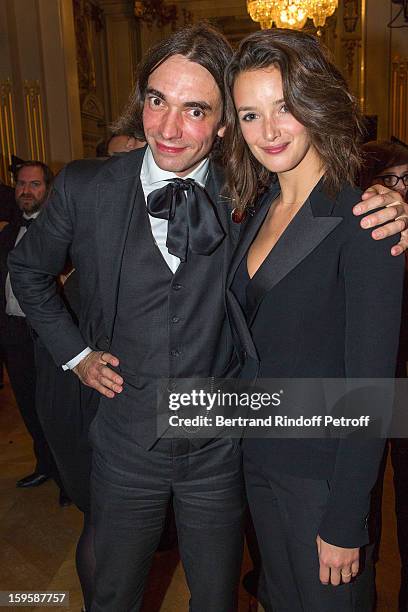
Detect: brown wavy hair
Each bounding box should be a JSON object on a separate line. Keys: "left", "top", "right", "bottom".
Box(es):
{"left": 223, "top": 28, "right": 364, "bottom": 211}
{"left": 112, "top": 23, "right": 232, "bottom": 157}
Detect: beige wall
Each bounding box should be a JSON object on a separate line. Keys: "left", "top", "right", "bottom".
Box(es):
{"left": 38, "top": 0, "right": 83, "bottom": 167}
{"left": 76, "top": 0, "right": 141, "bottom": 156}
{"left": 0, "top": 0, "right": 142, "bottom": 172}
{"left": 74, "top": 0, "right": 408, "bottom": 147}
{"left": 0, "top": 0, "right": 83, "bottom": 176}
{"left": 1, "top": 0, "right": 406, "bottom": 180}
{"left": 364, "top": 0, "right": 408, "bottom": 140}
{"left": 101, "top": 0, "right": 140, "bottom": 123}
{"left": 167, "top": 0, "right": 408, "bottom": 143}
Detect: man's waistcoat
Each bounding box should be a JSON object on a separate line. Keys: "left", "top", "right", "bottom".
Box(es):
{"left": 100, "top": 183, "right": 236, "bottom": 448}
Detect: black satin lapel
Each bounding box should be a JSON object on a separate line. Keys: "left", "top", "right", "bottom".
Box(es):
{"left": 246, "top": 199, "right": 342, "bottom": 325}
{"left": 226, "top": 192, "right": 272, "bottom": 291}
{"left": 96, "top": 176, "right": 142, "bottom": 339}
{"left": 224, "top": 192, "right": 274, "bottom": 364}
{"left": 226, "top": 288, "right": 259, "bottom": 361}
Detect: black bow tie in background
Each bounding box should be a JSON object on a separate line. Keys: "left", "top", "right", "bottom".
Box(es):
{"left": 147, "top": 178, "right": 225, "bottom": 262}
{"left": 20, "top": 217, "right": 34, "bottom": 228}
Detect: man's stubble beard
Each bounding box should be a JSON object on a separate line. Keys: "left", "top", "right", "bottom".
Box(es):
{"left": 16, "top": 197, "right": 46, "bottom": 215}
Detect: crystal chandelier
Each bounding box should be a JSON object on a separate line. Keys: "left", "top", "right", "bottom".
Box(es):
{"left": 304, "top": 0, "right": 338, "bottom": 27}
{"left": 247, "top": 0, "right": 308, "bottom": 30}
{"left": 247, "top": 0, "right": 338, "bottom": 30}
{"left": 247, "top": 0, "right": 277, "bottom": 30}
{"left": 277, "top": 0, "right": 308, "bottom": 28}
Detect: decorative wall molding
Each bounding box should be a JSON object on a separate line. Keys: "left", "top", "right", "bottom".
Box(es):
{"left": 73, "top": 0, "right": 105, "bottom": 95}
{"left": 134, "top": 0, "right": 192, "bottom": 30}
{"left": 24, "top": 80, "right": 46, "bottom": 162}
{"left": 0, "top": 79, "right": 17, "bottom": 183}
{"left": 343, "top": 0, "right": 359, "bottom": 32}
{"left": 82, "top": 92, "right": 105, "bottom": 118}
{"left": 391, "top": 57, "right": 408, "bottom": 143}
{"left": 81, "top": 92, "right": 106, "bottom": 157}
{"left": 342, "top": 38, "right": 361, "bottom": 78}
{"left": 337, "top": 0, "right": 364, "bottom": 108}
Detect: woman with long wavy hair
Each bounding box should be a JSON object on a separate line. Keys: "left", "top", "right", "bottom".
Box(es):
{"left": 223, "top": 29, "right": 404, "bottom": 611}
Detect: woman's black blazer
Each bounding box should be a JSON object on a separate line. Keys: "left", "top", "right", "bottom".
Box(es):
{"left": 226, "top": 179, "right": 405, "bottom": 548}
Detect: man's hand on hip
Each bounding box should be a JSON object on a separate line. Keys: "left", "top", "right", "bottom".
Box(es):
{"left": 73, "top": 351, "right": 123, "bottom": 398}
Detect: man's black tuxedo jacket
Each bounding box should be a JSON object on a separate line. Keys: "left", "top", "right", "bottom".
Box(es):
{"left": 0, "top": 213, "right": 23, "bottom": 337}
{"left": 226, "top": 179, "right": 405, "bottom": 549}
{"left": 8, "top": 147, "right": 239, "bottom": 389}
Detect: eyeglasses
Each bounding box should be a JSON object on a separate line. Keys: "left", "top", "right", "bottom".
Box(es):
{"left": 375, "top": 174, "right": 408, "bottom": 188}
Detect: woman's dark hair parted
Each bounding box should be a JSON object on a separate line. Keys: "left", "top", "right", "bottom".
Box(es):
{"left": 112, "top": 23, "right": 232, "bottom": 144}
{"left": 223, "top": 28, "right": 365, "bottom": 211}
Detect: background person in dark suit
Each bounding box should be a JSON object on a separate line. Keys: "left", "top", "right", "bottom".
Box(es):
{"left": 223, "top": 29, "right": 405, "bottom": 611}
{"left": 0, "top": 161, "right": 60, "bottom": 490}
{"left": 8, "top": 25, "right": 408, "bottom": 612}
{"left": 360, "top": 139, "right": 408, "bottom": 611}
{"left": 0, "top": 179, "right": 17, "bottom": 224}
{"left": 0, "top": 178, "right": 17, "bottom": 388}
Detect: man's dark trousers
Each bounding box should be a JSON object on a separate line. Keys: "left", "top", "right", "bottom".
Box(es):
{"left": 2, "top": 316, "right": 55, "bottom": 474}
{"left": 91, "top": 411, "right": 244, "bottom": 612}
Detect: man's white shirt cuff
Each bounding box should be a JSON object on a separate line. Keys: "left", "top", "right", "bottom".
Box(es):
{"left": 63, "top": 347, "right": 93, "bottom": 370}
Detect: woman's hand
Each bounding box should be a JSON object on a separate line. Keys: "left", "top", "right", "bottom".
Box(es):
{"left": 316, "top": 535, "right": 359, "bottom": 586}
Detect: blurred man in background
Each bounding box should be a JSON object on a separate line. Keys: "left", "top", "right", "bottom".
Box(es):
{"left": 0, "top": 161, "right": 58, "bottom": 490}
